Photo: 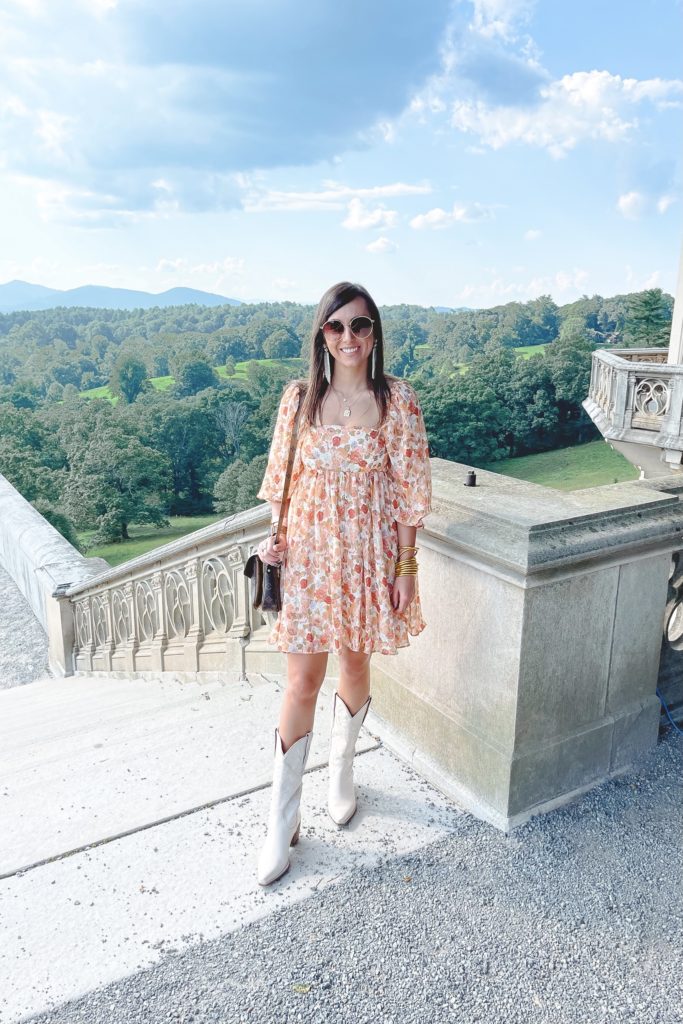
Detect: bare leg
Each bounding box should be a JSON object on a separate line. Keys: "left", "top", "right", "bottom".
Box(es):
{"left": 337, "top": 646, "right": 372, "bottom": 714}
{"left": 278, "top": 651, "right": 328, "bottom": 751}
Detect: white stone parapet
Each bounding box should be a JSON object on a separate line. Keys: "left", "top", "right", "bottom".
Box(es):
{"left": 63, "top": 504, "right": 269, "bottom": 679}
{"left": 584, "top": 347, "right": 683, "bottom": 476}
{"left": 0, "top": 472, "right": 109, "bottom": 675}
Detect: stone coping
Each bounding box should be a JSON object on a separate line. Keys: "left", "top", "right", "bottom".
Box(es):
{"left": 424, "top": 459, "right": 682, "bottom": 576}
{"left": 63, "top": 504, "right": 269, "bottom": 598}
{"left": 594, "top": 349, "right": 683, "bottom": 374}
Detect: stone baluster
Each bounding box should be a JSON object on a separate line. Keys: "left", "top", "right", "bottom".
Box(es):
{"left": 79, "top": 597, "right": 96, "bottom": 672}
{"left": 228, "top": 545, "right": 251, "bottom": 640}
{"left": 101, "top": 590, "right": 115, "bottom": 671}
{"left": 123, "top": 581, "right": 138, "bottom": 673}
{"left": 150, "top": 570, "right": 168, "bottom": 672}
{"left": 183, "top": 558, "right": 203, "bottom": 671}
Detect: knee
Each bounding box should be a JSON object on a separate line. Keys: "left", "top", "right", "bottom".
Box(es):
{"left": 339, "top": 649, "right": 371, "bottom": 683}
{"left": 285, "top": 668, "right": 323, "bottom": 705}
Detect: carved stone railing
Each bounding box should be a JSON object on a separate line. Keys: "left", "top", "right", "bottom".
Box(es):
{"left": 584, "top": 348, "right": 683, "bottom": 477}
{"left": 60, "top": 505, "right": 272, "bottom": 678}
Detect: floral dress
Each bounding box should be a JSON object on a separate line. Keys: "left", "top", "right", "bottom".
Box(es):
{"left": 256, "top": 377, "right": 432, "bottom": 655}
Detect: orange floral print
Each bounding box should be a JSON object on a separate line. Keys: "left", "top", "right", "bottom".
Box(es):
{"left": 257, "top": 378, "right": 432, "bottom": 655}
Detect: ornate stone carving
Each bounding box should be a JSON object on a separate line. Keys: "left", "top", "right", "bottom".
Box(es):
{"left": 111, "top": 588, "right": 132, "bottom": 645}
{"left": 164, "top": 569, "right": 191, "bottom": 639}
{"left": 74, "top": 599, "right": 91, "bottom": 651}
{"left": 135, "top": 580, "right": 157, "bottom": 642}
{"left": 202, "top": 556, "right": 235, "bottom": 633}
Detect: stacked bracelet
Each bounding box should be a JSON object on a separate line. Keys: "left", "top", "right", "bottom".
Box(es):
{"left": 394, "top": 558, "right": 418, "bottom": 577}
{"left": 395, "top": 544, "right": 419, "bottom": 577}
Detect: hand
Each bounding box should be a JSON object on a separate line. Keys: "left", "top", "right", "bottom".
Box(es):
{"left": 391, "top": 575, "right": 415, "bottom": 614}
{"left": 258, "top": 531, "right": 287, "bottom": 566}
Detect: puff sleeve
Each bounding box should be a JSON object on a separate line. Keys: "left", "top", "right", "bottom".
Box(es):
{"left": 257, "top": 381, "right": 304, "bottom": 503}
{"left": 385, "top": 379, "right": 432, "bottom": 529}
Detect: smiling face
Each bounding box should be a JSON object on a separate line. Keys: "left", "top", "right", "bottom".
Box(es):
{"left": 320, "top": 295, "right": 375, "bottom": 373}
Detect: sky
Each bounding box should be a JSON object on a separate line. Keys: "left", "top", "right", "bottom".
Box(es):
{"left": 0, "top": 0, "right": 681, "bottom": 308}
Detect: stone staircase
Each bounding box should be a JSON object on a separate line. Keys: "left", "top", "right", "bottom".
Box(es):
{"left": 0, "top": 668, "right": 463, "bottom": 1023}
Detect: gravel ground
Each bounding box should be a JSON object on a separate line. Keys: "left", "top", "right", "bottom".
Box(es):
{"left": 26, "top": 729, "right": 682, "bottom": 1024}
{"left": 0, "top": 566, "right": 50, "bottom": 690}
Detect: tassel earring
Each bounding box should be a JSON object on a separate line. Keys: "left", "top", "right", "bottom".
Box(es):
{"left": 323, "top": 346, "right": 332, "bottom": 383}
{"left": 371, "top": 343, "right": 377, "bottom": 379}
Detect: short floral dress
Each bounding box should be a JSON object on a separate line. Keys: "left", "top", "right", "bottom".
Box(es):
{"left": 256, "top": 377, "right": 432, "bottom": 655}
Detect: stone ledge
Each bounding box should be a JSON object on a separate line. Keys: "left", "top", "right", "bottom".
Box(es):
{"left": 425, "top": 457, "right": 683, "bottom": 578}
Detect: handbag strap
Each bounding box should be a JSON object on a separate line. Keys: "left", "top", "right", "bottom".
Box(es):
{"left": 277, "top": 384, "right": 304, "bottom": 539}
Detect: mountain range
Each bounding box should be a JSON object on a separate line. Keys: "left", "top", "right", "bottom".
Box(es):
{"left": 0, "top": 280, "right": 242, "bottom": 313}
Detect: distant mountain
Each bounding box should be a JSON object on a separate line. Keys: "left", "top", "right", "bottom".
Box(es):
{"left": 0, "top": 280, "right": 242, "bottom": 313}
{"left": 432, "top": 305, "right": 471, "bottom": 313}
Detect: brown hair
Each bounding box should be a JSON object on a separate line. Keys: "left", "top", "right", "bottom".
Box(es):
{"left": 297, "top": 281, "right": 393, "bottom": 427}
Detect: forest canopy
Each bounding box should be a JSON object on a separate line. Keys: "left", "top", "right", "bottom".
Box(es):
{"left": 0, "top": 288, "right": 672, "bottom": 546}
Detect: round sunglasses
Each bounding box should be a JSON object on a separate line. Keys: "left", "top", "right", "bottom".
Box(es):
{"left": 320, "top": 315, "right": 375, "bottom": 340}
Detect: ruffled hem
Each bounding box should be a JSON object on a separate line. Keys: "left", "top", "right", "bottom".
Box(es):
{"left": 267, "top": 607, "right": 426, "bottom": 656}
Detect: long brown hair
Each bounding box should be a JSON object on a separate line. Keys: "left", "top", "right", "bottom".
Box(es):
{"left": 297, "top": 281, "right": 393, "bottom": 427}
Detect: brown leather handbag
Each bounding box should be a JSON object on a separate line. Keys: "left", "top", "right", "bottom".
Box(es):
{"left": 243, "top": 385, "right": 303, "bottom": 613}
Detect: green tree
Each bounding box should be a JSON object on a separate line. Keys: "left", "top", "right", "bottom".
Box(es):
{"left": 32, "top": 499, "right": 81, "bottom": 549}
{"left": 62, "top": 428, "right": 172, "bottom": 543}
{"left": 111, "top": 353, "right": 148, "bottom": 403}
{"left": 174, "top": 358, "right": 218, "bottom": 397}
{"left": 623, "top": 288, "right": 672, "bottom": 348}
{"left": 214, "top": 459, "right": 246, "bottom": 514}
{"left": 263, "top": 328, "right": 300, "bottom": 359}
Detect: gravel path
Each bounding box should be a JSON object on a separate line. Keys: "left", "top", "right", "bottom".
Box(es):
{"left": 26, "top": 730, "right": 682, "bottom": 1024}
{"left": 0, "top": 565, "right": 50, "bottom": 690}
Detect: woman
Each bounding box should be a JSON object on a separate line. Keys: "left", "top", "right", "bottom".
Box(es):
{"left": 255, "top": 281, "right": 431, "bottom": 886}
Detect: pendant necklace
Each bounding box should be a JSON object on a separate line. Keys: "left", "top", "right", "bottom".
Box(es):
{"left": 330, "top": 384, "right": 369, "bottom": 419}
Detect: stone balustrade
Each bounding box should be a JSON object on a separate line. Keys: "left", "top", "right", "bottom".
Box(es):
{"left": 61, "top": 505, "right": 271, "bottom": 679}
{"left": 584, "top": 348, "right": 683, "bottom": 476}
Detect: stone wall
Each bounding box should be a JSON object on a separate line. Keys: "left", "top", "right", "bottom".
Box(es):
{"left": 0, "top": 473, "right": 108, "bottom": 673}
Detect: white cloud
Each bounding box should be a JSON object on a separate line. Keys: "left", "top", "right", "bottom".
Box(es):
{"left": 457, "top": 266, "right": 589, "bottom": 303}
{"left": 156, "top": 256, "right": 244, "bottom": 278}
{"left": 450, "top": 70, "right": 683, "bottom": 157}
{"left": 524, "top": 228, "right": 541, "bottom": 241}
{"left": 617, "top": 190, "right": 678, "bottom": 220}
{"left": 617, "top": 191, "right": 646, "bottom": 220}
{"left": 366, "top": 236, "right": 398, "bottom": 254}
{"left": 342, "top": 198, "right": 397, "bottom": 231}
{"left": 657, "top": 194, "right": 677, "bottom": 214}
{"left": 243, "top": 180, "right": 431, "bottom": 213}
{"left": 471, "top": 0, "right": 536, "bottom": 41}
{"left": 409, "top": 201, "right": 495, "bottom": 229}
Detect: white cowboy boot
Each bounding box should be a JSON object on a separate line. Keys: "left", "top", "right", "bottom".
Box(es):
{"left": 327, "top": 691, "right": 372, "bottom": 826}
{"left": 257, "top": 727, "right": 313, "bottom": 886}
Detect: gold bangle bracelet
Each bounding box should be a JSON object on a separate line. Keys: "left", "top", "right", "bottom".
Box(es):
{"left": 395, "top": 561, "right": 418, "bottom": 576}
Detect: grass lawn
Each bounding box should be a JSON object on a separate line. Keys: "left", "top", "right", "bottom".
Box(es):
{"left": 150, "top": 375, "right": 174, "bottom": 391}
{"left": 480, "top": 439, "right": 639, "bottom": 491}
{"left": 79, "top": 515, "right": 225, "bottom": 566}
{"left": 514, "top": 344, "right": 546, "bottom": 358}
{"left": 79, "top": 384, "right": 118, "bottom": 403}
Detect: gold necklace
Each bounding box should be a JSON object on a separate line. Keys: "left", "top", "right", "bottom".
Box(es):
{"left": 329, "top": 383, "right": 370, "bottom": 419}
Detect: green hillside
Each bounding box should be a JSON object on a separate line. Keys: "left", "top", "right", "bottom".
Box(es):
{"left": 480, "top": 439, "right": 639, "bottom": 491}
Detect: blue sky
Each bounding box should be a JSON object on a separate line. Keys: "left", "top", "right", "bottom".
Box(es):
{"left": 0, "top": 0, "right": 681, "bottom": 307}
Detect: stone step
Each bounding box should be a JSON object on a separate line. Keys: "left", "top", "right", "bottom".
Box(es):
{"left": 0, "top": 672, "right": 379, "bottom": 878}
{"left": 0, "top": 671, "right": 463, "bottom": 1023}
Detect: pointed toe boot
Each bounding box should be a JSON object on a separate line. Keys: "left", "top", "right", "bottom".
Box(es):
{"left": 257, "top": 727, "right": 313, "bottom": 886}
{"left": 327, "top": 691, "right": 371, "bottom": 826}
